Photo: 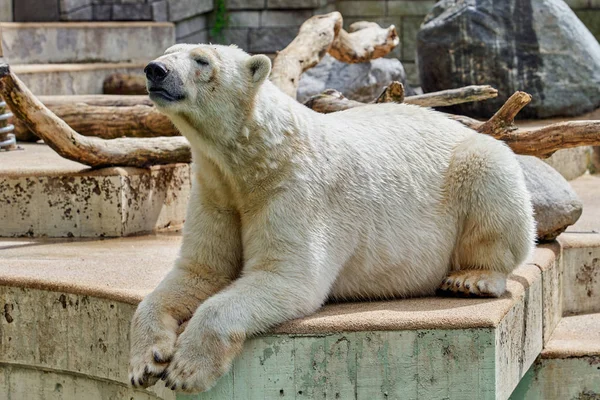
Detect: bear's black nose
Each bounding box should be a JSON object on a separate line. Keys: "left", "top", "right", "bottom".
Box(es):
{"left": 144, "top": 61, "right": 169, "bottom": 83}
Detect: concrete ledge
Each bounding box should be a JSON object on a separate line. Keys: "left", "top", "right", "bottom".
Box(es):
{"left": 0, "top": 145, "right": 190, "bottom": 238}
{"left": 1, "top": 22, "right": 174, "bottom": 65}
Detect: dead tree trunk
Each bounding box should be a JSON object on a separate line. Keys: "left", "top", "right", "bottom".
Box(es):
{"left": 13, "top": 103, "right": 179, "bottom": 141}
{"left": 270, "top": 12, "right": 399, "bottom": 99}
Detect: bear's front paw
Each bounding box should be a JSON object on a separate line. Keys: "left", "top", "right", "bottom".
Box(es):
{"left": 129, "top": 312, "right": 179, "bottom": 388}
{"left": 161, "top": 328, "right": 245, "bottom": 393}
{"left": 438, "top": 270, "right": 507, "bottom": 298}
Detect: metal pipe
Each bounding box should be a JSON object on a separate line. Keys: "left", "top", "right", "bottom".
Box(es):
{"left": 0, "top": 100, "right": 17, "bottom": 151}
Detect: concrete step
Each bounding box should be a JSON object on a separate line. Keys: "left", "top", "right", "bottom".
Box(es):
{"left": 12, "top": 63, "right": 145, "bottom": 95}
{"left": 510, "top": 313, "right": 600, "bottom": 399}
{"left": 0, "top": 238, "right": 553, "bottom": 400}
{"left": 0, "top": 22, "right": 174, "bottom": 65}
{"left": 0, "top": 143, "right": 189, "bottom": 237}
{"left": 561, "top": 174, "right": 600, "bottom": 316}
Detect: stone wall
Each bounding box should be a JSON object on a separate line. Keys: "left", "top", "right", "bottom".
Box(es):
{"left": 0, "top": 0, "right": 11, "bottom": 22}
{"left": 8, "top": 0, "right": 600, "bottom": 86}
{"left": 568, "top": 0, "right": 600, "bottom": 42}
{"left": 207, "top": 0, "right": 335, "bottom": 53}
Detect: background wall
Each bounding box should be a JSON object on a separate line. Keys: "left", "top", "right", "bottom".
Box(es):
{"left": 6, "top": 0, "right": 600, "bottom": 86}
{"left": 0, "top": 0, "right": 12, "bottom": 21}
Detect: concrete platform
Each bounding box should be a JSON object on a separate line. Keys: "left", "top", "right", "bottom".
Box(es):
{"left": 0, "top": 218, "right": 598, "bottom": 399}
{"left": 0, "top": 144, "right": 190, "bottom": 238}
{"left": 0, "top": 235, "right": 551, "bottom": 400}
{"left": 0, "top": 22, "right": 174, "bottom": 65}
{"left": 12, "top": 63, "right": 146, "bottom": 95}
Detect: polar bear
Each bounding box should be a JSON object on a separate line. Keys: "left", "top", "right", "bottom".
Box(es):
{"left": 129, "top": 43, "right": 535, "bottom": 393}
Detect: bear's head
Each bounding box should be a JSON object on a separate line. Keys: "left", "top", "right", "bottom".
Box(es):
{"left": 144, "top": 44, "right": 272, "bottom": 119}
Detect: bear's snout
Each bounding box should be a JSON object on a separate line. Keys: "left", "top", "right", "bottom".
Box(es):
{"left": 144, "top": 61, "right": 169, "bottom": 83}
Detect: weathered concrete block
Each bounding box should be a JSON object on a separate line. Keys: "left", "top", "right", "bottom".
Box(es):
{"left": 512, "top": 357, "right": 600, "bottom": 399}
{"left": 177, "top": 29, "right": 208, "bottom": 44}
{"left": 209, "top": 28, "right": 250, "bottom": 50}
{"left": 227, "top": 0, "right": 265, "bottom": 10}
{"left": 259, "top": 10, "right": 313, "bottom": 27}
{"left": 175, "top": 14, "right": 208, "bottom": 40}
{"left": 528, "top": 243, "right": 563, "bottom": 345}
{"left": 559, "top": 234, "right": 600, "bottom": 315}
{"left": 60, "top": 0, "right": 91, "bottom": 14}
{"left": 0, "top": 286, "right": 176, "bottom": 400}
{"left": 564, "top": 0, "right": 591, "bottom": 8}
{"left": 248, "top": 27, "right": 297, "bottom": 53}
{"left": 402, "top": 61, "right": 419, "bottom": 86}
{"left": 111, "top": 4, "right": 152, "bottom": 20}
{"left": 336, "top": 1, "right": 386, "bottom": 16}
{"left": 92, "top": 4, "right": 112, "bottom": 20}
{"left": 168, "top": 0, "right": 213, "bottom": 22}
{"left": 402, "top": 16, "right": 422, "bottom": 62}
{"left": 0, "top": 22, "right": 175, "bottom": 64}
{"left": 61, "top": 5, "right": 94, "bottom": 21}
{"left": 152, "top": 0, "right": 169, "bottom": 22}
{"left": 266, "top": 0, "right": 323, "bottom": 9}
{"left": 226, "top": 10, "right": 260, "bottom": 28}
{"left": 14, "top": 0, "right": 60, "bottom": 22}
{"left": 512, "top": 313, "right": 600, "bottom": 399}
{"left": 0, "top": 0, "right": 12, "bottom": 22}
{"left": 387, "top": 0, "right": 435, "bottom": 16}
{"left": 495, "top": 264, "right": 543, "bottom": 400}
{"left": 0, "top": 145, "right": 190, "bottom": 238}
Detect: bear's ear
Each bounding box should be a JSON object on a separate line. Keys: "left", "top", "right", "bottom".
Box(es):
{"left": 246, "top": 55, "right": 271, "bottom": 85}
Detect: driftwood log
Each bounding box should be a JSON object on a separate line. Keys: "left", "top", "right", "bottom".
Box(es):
{"left": 103, "top": 73, "right": 147, "bottom": 95}
{"left": 305, "top": 89, "right": 600, "bottom": 158}
{"left": 328, "top": 21, "right": 399, "bottom": 64}
{"left": 374, "top": 81, "right": 404, "bottom": 104}
{"left": 12, "top": 102, "right": 178, "bottom": 141}
{"left": 270, "top": 12, "right": 399, "bottom": 98}
{"left": 12, "top": 94, "right": 156, "bottom": 141}
{"left": 0, "top": 65, "right": 191, "bottom": 167}
{"left": 305, "top": 85, "right": 499, "bottom": 113}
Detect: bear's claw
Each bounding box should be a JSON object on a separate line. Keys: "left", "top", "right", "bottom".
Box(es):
{"left": 438, "top": 270, "right": 507, "bottom": 298}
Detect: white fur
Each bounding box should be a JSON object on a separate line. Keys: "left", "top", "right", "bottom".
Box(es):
{"left": 129, "top": 44, "right": 536, "bottom": 393}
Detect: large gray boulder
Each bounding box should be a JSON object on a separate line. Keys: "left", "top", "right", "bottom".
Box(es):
{"left": 417, "top": 0, "right": 600, "bottom": 119}
{"left": 519, "top": 155, "right": 583, "bottom": 242}
{"left": 297, "top": 54, "right": 415, "bottom": 104}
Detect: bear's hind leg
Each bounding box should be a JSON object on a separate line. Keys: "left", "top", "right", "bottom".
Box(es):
{"left": 438, "top": 134, "right": 535, "bottom": 298}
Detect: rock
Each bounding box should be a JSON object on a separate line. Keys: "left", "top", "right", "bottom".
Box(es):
{"left": 417, "top": 0, "right": 600, "bottom": 119}
{"left": 518, "top": 155, "right": 583, "bottom": 242}
{"left": 297, "top": 54, "right": 415, "bottom": 104}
